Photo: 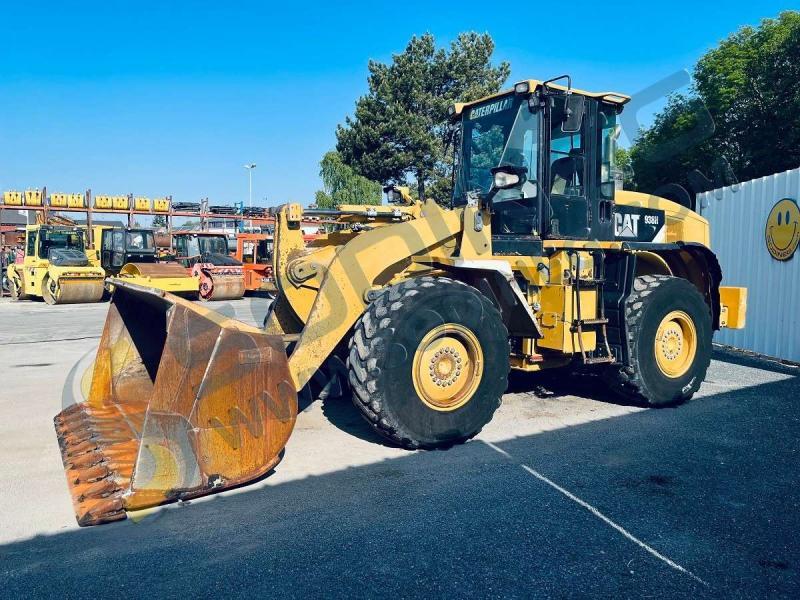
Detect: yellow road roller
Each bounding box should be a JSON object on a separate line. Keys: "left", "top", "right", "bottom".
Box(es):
{"left": 7, "top": 225, "right": 104, "bottom": 304}
{"left": 87, "top": 225, "right": 199, "bottom": 297}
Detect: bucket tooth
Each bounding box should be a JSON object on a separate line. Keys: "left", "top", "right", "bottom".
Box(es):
{"left": 77, "top": 479, "right": 122, "bottom": 502}
{"left": 63, "top": 440, "right": 99, "bottom": 457}
{"left": 65, "top": 450, "right": 107, "bottom": 470}
{"left": 77, "top": 497, "right": 126, "bottom": 526}
{"left": 72, "top": 465, "right": 111, "bottom": 485}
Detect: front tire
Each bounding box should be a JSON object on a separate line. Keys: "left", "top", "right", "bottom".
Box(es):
{"left": 348, "top": 276, "right": 509, "bottom": 449}
{"left": 604, "top": 274, "right": 712, "bottom": 406}
{"left": 42, "top": 275, "right": 58, "bottom": 305}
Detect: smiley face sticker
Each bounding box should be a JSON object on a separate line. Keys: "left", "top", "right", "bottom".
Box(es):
{"left": 765, "top": 198, "right": 800, "bottom": 261}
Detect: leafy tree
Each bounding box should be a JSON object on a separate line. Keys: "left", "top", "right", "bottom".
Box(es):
{"left": 614, "top": 147, "right": 634, "bottom": 188}
{"left": 336, "top": 32, "right": 510, "bottom": 201}
{"left": 152, "top": 214, "right": 167, "bottom": 228}
{"left": 629, "top": 95, "right": 716, "bottom": 193}
{"left": 314, "top": 151, "right": 382, "bottom": 209}
{"left": 630, "top": 11, "right": 800, "bottom": 195}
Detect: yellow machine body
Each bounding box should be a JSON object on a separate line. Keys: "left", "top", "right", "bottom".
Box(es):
{"left": 7, "top": 225, "right": 105, "bottom": 304}
{"left": 111, "top": 262, "right": 200, "bottom": 294}
{"left": 55, "top": 78, "right": 748, "bottom": 526}
{"left": 87, "top": 225, "right": 200, "bottom": 296}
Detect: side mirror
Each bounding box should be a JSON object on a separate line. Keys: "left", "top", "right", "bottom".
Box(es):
{"left": 562, "top": 94, "right": 585, "bottom": 133}
{"left": 490, "top": 165, "right": 528, "bottom": 189}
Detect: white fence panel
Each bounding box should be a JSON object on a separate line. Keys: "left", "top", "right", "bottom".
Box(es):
{"left": 698, "top": 166, "right": 800, "bottom": 361}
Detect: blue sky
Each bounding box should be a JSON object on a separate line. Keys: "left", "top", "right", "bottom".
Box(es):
{"left": 0, "top": 1, "right": 791, "bottom": 217}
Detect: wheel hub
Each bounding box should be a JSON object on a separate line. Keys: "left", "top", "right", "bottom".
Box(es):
{"left": 413, "top": 324, "right": 483, "bottom": 411}
{"left": 428, "top": 346, "right": 463, "bottom": 387}
{"left": 654, "top": 310, "right": 697, "bottom": 378}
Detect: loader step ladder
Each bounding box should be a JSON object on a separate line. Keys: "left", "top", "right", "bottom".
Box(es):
{"left": 568, "top": 250, "right": 614, "bottom": 365}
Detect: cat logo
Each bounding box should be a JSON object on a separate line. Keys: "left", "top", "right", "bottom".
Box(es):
{"left": 614, "top": 212, "right": 640, "bottom": 238}
{"left": 470, "top": 97, "right": 513, "bottom": 120}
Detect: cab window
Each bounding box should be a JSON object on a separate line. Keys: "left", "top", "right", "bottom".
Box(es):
{"left": 549, "top": 97, "right": 586, "bottom": 197}
{"left": 599, "top": 104, "right": 619, "bottom": 200}
{"left": 257, "top": 240, "right": 272, "bottom": 264}
{"left": 126, "top": 231, "right": 155, "bottom": 251}
{"left": 112, "top": 230, "right": 125, "bottom": 253}
{"left": 242, "top": 241, "right": 256, "bottom": 264}
{"left": 38, "top": 230, "right": 84, "bottom": 259}
{"left": 26, "top": 232, "right": 36, "bottom": 257}
{"left": 111, "top": 231, "right": 125, "bottom": 267}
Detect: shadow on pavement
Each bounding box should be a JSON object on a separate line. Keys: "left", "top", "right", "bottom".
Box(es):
{"left": 3, "top": 372, "right": 799, "bottom": 598}
{"left": 711, "top": 346, "right": 800, "bottom": 376}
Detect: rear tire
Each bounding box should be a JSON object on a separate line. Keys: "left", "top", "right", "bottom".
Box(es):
{"left": 604, "top": 274, "right": 711, "bottom": 406}
{"left": 348, "top": 276, "right": 509, "bottom": 449}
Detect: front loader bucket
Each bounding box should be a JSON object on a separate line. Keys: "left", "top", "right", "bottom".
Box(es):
{"left": 54, "top": 281, "right": 297, "bottom": 526}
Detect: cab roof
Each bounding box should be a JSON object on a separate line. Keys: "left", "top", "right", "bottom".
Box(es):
{"left": 25, "top": 224, "right": 84, "bottom": 231}
{"left": 451, "top": 79, "right": 631, "bottom": 118}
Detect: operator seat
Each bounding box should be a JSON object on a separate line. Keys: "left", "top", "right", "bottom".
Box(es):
{"left": 550, "top": 148, "right": 585, "bottom": 196}
{"left": 547, "top": 148, "right": 588, "bottom": 238}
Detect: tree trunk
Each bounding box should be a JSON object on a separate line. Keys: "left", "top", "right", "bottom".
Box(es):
{"left": 416, "top": 173, "right": 426, "bottom": 201}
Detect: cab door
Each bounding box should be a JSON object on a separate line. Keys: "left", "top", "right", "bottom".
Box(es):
{"left": 544, "top": 95, "right": 589, "bottom": 240}
{"left": 110, "top": 230, "right": 126, "bottom": 272}
{"left": 101, "top": 230, "right": 113, "bottom": 269}
{"left": 22, "top": 229, "right": 39, "bottom": 293}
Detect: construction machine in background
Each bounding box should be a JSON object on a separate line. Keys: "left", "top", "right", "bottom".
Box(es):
{"left": 7, "top": 225, "right": 105, "bottom": 304}
{"left": 171, "top": 231, "right": 245, "bottom": 301}
{"left": 87, "top": 226, "right": 199, "bottom": 297}
{"left": 235, "top": 232, "right": 275, "bottom": 294}
{"left": 55, "top": 77, "right": 748, "bottom": 526}
{"left": 233, "top": 232, "right": 323, "bottom": 294}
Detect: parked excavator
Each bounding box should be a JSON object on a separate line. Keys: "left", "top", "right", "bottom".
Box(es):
{"left": 171, "top": 231, "right": 245, "bottom": 301}
{"left": 55, "top": 77, "right": 747, "bottom": 526}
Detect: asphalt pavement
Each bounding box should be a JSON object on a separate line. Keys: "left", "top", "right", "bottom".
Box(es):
{"left": 0, "top": 296, "right": 798, "bottom": 598}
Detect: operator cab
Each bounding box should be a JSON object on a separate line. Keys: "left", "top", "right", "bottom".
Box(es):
{"left": 35, "top": 227, "right": 86, "bottom": 260}
{"left": 240, "top": 238, "right": 273, "bottom": 265}
{"left": 99, "top": 228, "right": 157, "bottom": 274}
{"left": 174, "top": 233, "right": 241, "bottom": 268}
{"left": 451, "top": 77, "right": 628, "bottom": 253}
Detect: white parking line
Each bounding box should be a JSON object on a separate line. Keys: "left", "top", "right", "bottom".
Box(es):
{"left": 485, "top": 441, "right": 709, "bottom": 587}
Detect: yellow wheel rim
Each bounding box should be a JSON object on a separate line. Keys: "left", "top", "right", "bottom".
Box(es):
{"left": 654, "top": 310, "right": 697, "bottom": 378}
{"left": 412, "top": 323, "right": 483, "bottom": 412}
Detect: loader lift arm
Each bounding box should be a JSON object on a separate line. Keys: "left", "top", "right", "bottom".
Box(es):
{"left": 270, "top": 201, "right": 464, "bottom": 389}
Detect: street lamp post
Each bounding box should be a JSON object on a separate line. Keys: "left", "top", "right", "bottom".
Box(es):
{"left": 243, "top": 163, "right": 256, "bottom": 231}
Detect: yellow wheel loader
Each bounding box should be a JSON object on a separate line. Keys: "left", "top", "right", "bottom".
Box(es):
{"left": 55, "top": 77, "right": 748, "bottom": 526}
{"left": 87, "top": 226, "right": 200, "bottom": 297}
{"left": 7, "top": 225, "right": 105, "bottom": 304}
